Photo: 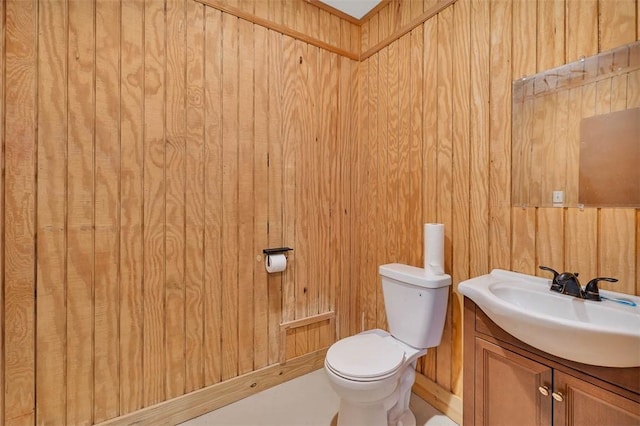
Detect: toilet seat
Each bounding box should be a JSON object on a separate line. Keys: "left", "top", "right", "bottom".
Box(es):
{"left": 326, "top": 332, "right": 406, "bottom": 381}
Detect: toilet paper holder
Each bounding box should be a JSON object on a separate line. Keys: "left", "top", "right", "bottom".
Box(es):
{"left": 262, "top": 247, "right": 293, "bottom": 256}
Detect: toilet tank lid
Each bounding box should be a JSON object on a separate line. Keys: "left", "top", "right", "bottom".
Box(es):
{"left": 379, "top": 263, "right": 451, "bottom": 288}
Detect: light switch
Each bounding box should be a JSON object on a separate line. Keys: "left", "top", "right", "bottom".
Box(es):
{"left": 553, "top": 190, "right": 564, "bottom": 204}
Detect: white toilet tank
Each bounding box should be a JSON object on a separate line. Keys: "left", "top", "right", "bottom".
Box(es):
{"left": 379, "top": 263, "right": 451, "bottom": 349}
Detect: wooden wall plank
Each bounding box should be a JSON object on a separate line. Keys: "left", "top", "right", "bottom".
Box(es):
{"left": 387, "top": 39, "right": 400, "bottom": 268}
{"left": 409, "top": 25, "right": 424, "bottom": 270}
{"left": 377, "top": 44, "right": 388, "bottom": 330}
{"left": 398, "top": 35, "right": 411, "bottom": 267}
{"left": 599, "top": 0, "right": 636, "bottom": 51}
{"left": 221, "top": 12, "right": 239, "bottom": 380}
{"left": 142, "top": 0, "right": 166, "bottom": 406}
{"left": 512, "top": 0, "right": 536, "bottom": 78}
{"left": 356, "top": 57, "right": 369, "bottom": 336}
{"left": 67, "top": 0, "right": 95, "bottom": 422}
{"left": 511, "top": 208, "right": 536, "bottom": 275}
{"left": 435, "top": 5, "right": 453, "bottom": 392}
{"left": 237, "top": 18, "right": 255, "bottom": 375}
{"left": 267, "top": 29, "right": 284, "bottom": 365}
{"left": 36, "top": 0, "right": 67, "bottom": 423}
{"left": 94, "top": 0, "right": 121, "bottom": 420}
{"left": 599, "top": 209, "right": 636, "bottom": 294}
{"left": 165, "top": 0, "right": 187, "bottom": 400}
{"left": 537, "top": 0, "right": 565, "bottom": 71}
{"left": 565, "top": 87, "right": 582, "bottom": 206}
{"left": 185, "top": 0, "right": 205, "bottom": 393}
{"left": 469, "top": 0, "right": 490, "bottom": 278}
{"left": 451, "top": 0, "right": 470, "bottom": 395}
{"left": 347, "top": 59, "right": 359, "bottom": 338}
{"left": 319, "top": 47, "right": 336, "bottom": 350}
{"left": 488, "top": 0, "right": 511, "bottom": 270}
{"left": 566, "top": 0, "right": 598, "bottom": 63}
{"left": 536, "top": 208, "right": 565, "bottom": 274}
{"left": 0, "top": 0, "right": 5, "bottom": 418}
{"left": 253, "top": 24, "right": 269, "bottom": 371}
{"left": 366, "top": 53, "right": 379, "bottom": 331}
{"left": 422, "top": 16, "right": 438, "bottom": 379}
{"left": 203, "top": 7, "right": 223, "bottom": 386}
{"left": 119, "top": 0, "right": 145, "bottom": 413}
{"left": 303, "top": 43, "right": 318, "bottom": 354}
{"left": 280, "top": 34, "right": 297, "bottom": 359}
{"left": 293, "top": 40, "right": 309, "bottom": 358}
{"left": 565, "top": 208, "right": 598, "bottom": 281}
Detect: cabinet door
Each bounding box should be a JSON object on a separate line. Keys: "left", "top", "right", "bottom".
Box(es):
{"left": 553, "top": 370, "right": 640, "bottom": 426}
{"left": 475, "top": 338, "right": 552, "bottom": 426}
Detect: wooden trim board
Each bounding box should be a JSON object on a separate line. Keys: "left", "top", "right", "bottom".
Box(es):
{"left": 413, "top": 372, "right": 463, "bottom": 425}
{"left": 280, "top": 311, "right": 336, "bottom": 364}
{"left": 360, "top": 0, "right": 457, "bottom": 60}
{"left": 195, "top": 0, "right": 359, "bottom": 60}
{"left": 96, "top": 349, "right": 328, "bottom": 426}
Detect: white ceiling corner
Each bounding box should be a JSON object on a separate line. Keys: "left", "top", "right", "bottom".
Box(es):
{"left": 316, "top": 0, "right": 382, "bottom": 20}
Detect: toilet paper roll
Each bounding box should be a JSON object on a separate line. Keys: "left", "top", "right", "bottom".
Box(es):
{"left": 424, "top": 223, "right": 445, "bottom": 275}
{"left": 265, "top": 253, "right": 287, "bottom": 273}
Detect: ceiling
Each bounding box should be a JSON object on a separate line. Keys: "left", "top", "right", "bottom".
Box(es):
{"left": 316, "top": 0, "right": 382, "bottom": 20}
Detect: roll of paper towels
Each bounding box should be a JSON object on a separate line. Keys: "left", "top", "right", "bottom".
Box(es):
{"left": 265, "top": 253, "right": 287, "bottom": 273}
{"left": 424, "top": 223, "right": 445, "bottom": 275}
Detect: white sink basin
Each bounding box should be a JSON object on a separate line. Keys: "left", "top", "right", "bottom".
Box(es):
{"left": 459, "top": 269, "right": 640, "bottom": 368}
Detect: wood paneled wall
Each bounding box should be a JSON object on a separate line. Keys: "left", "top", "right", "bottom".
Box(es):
{"left": 355, "top": 0, "right": 640, "bottom": 403}
{"left": 1, "top": 0, "right": 356, "bottom": 424}
{"left": 2, "top": 0, "right": 639, "bottom": 424}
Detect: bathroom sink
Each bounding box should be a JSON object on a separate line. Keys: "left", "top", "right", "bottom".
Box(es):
{"left": 459, "top": 269, "right": 640, "bottom": 368}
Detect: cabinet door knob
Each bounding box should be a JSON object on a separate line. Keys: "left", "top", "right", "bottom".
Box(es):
{"left": 552, "top": 391, "right": 565, "bottom": 402}
{"left": 538, "top": 386, "right": 550, "bottom": 396}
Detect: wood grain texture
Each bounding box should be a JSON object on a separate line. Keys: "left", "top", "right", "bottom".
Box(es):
{"left": 436, "top": 6, "right": 453, "bottom": 392}
{"left": 0, "top": 0, "right": 4, "bottom": 418}
{"left": 267, "top": 29, "right": 284, "bottom": 365}
{"left": 185, "top": 0, "right": 205, "bottom": 394}
{"left": 203, "top": 6, "right": 223, "bottom": 386}
{"left": 36, "top": 0, "right": 67, "bottom": 423}
{"left": 94, "top": 0, "right": 121, "bottom": 420}
{"left": 143, "top": 0, "right": 166, "bottom": 406}
{"left": 599, "top": 209, "right": 636, "bottom": 294}
{"left": 536, "top": 208, "right": 565, "bottom": 274}
{"left": 237, "top": 18, "right": 255, "bottom": 375}
{"left": 221, "top": 12, "right": 239, "bottom": 380}
{"left": 537, "top": 0, "right": 564, "bottom": 71}
{"left": 451, "top": 0, "right": 470, "bottom": 395}
{"left": 469, "top": 0, "right": 490, "bottom": 278}
{"left": 67, "top": 0, "right": 95, "bottom": 422}
{"left": 566, "top": 0, "right": 598, "bottom": 63}
{"left": 119, "top": 0, "right": 145, "bottom": 414}
{"left": 422, "top": 16, "right": 438, "bottom": 379}
{"left": 488, "top": 0, "right": 511, "bottom": 271}
{"left": 253, "top": 24, "right": 269, "bottom": 371}
{"left": 2, "top": 1, "right": 640, "bottom": 422}
{"left": 165, "top": 0, "right": 187, "bottom": 400}
{"left": 599, "top": 0, "right": 636, "bottom": 51}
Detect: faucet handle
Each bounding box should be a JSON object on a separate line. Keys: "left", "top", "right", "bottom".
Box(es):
{"left": 584, "top": 277, "right": 618, "bottom": 301}
{"left": 539, "top": 265, "right": 563, "bottom": 292}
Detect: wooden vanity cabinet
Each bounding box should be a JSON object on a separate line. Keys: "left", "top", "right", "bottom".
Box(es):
{"left": 463, "top": 298, "right": 640, "bottom": 426}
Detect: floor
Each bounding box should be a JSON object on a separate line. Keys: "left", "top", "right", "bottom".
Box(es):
{"left": 181, "top": 369, "right": 459, "bottom": 426}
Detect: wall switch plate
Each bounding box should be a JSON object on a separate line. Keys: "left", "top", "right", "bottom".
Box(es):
{"left": 553, "top": 190, "right": 564, "bottom": 204}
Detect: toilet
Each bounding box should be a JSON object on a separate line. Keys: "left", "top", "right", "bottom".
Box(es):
{"left": 324, "top": 263, "right": 451, "bottom": 426}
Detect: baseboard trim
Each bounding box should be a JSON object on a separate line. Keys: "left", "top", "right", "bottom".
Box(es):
{"left": 97, "top": 348, "right": 328, "bottom": 426}
{"left": 412, "top": 373, "right": 463, "bottom": 425}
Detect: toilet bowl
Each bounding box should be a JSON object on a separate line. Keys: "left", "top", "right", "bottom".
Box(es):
{"left": 325, "top": 263, "right": 451, "bottom": 426}
{"left": 325, "top": 329, "right": 425, "bottom": 426}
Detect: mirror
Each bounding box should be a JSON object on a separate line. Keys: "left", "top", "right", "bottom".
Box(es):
{"left": 512, "top": 41, "right": 640, "bottom": 208}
